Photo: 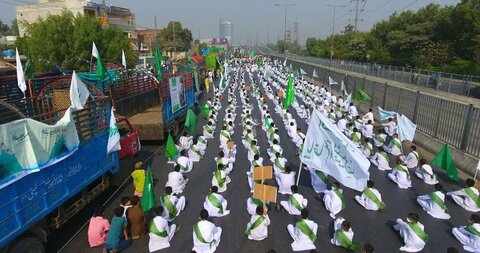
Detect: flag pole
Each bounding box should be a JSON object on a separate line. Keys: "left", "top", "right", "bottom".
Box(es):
{"left": 296, "top": 163, "right": 303, "bottom": 186}
{"left": 474, "top": 169, "right": 478, "bottom": 182}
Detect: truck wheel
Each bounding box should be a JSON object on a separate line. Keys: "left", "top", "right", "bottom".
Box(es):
{"left": 9, "top": 237, "right": 45, "bottom": 253}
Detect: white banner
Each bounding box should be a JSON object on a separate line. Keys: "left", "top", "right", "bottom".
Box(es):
{"left": 301, "top": 109, "right": 370, "bottom": 191}
{"left": 0, "top": 108, "right": 79, "bottom": 188}
{"left": 169, "top": 76, "right": 182, "bottom": 113}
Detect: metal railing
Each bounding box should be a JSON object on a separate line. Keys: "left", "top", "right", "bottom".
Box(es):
{"left": 267, "top": 55, "right": 480, "bottom": 158}
{"left": 264, "top": 51, "right": 480, "bottom": 98}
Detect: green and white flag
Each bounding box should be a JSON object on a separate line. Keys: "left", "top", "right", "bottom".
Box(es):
{"left": 15, "top": 48, "right": 26, "bottom": 94}
{"left": 107, "top": 107, "right": 121, "bottom": 155}
{"left": 301, "top": 109, "right": 370, "bottom": 191}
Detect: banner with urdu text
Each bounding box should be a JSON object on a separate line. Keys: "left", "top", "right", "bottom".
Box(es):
{"left": 169, "top": 76, "right": 183, "bottom": 113}
{"left": 0, "top": 108, "right": 79, "bottom": 188}
{"left": 301, "top": 109, "right": 370, "bottom": 191}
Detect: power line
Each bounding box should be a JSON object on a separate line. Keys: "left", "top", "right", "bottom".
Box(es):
{"left": 398, "top": 0, "right": 420, "bottom": 12}
{"left": 365, "top": 0, "right": 394, "bottom": 12}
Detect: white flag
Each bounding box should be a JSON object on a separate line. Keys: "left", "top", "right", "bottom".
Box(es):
{"left": 69, "top": 71, "right": 91, "bottom": 110}
{"left": 107, "top": 107, "right": 121, "bottom": 155}
{"left": 92, "top": 42, "right": 99, "bottom": 58}
{"left": 283, "top": 58, "right": 287, "bottom": 67}
{"left": 328, "top": 76, "right": 338, "bottom": 86}
{"left": 122, "top": 50, "right": 127, "bottom": 68}
{"left": 312, "top": 69, "right": 319, "bottom": 78}
{"left": 341, "top": 81, "right": 347, "bottom": 95}
{"left": 301, "top": 109, "right": 370, "bottom": 191}
{"left": 344, "top": 93, "right": 352, "bottom": 108}
{"left": 378, "top": 106, "right": 396, "bottom": 121}
{"left": 300, "top": 68, "right": 307, "bottom": 76}
{"left": 16, "top": 48, "right": 26, "bottom": 94}
{"left": 396, "top": 113, "right": 416, "bottom": 142}
{"left": 476, "top": 160, "right": 480, "bottom": 171}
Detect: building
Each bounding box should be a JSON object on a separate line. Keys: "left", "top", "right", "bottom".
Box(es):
{"left": 135, "top": 28, "right": 161, "bottom": 56}
{"left": 16, "top": 0, "right": 136, "bottom": 44}
{"left": 219, "top": 19, "right": 233, "bottom": 45}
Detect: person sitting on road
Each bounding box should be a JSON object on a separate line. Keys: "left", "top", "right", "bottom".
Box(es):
{"left": 87, "top": 207, "right": 110, "bottom": 248}
{"left": 104, "top": 206, "right": 131, "bottom": 253}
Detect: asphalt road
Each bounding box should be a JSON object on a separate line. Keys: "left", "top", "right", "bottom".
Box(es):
{"left": 60, "top": 65, "right": 472, "bottom": 253}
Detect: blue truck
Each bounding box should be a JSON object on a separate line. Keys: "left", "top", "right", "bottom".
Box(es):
{"left": 0, "top": 96, "right": 119, "bottom": 252}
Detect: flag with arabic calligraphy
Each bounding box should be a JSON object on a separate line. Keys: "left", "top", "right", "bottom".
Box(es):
{"left": 300, "top": 109, "right": 370, "bottom": 191}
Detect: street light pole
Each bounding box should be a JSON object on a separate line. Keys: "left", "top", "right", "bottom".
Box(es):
{"left": 275, "top": 1, "right": 295, "bottom": 56}
{"left": 327, "top": 4, "right": 346, "bottom": 67}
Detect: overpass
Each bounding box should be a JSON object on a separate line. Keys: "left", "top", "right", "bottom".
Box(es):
{"left": 259, "top": 50, "right": 480, "bottom": 176}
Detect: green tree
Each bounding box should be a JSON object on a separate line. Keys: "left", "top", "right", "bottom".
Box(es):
{"left": 15, "top": 11, "right": 137, "bottom": 73}
{"left": 158, "top": 21, "right": 193, "bottom": 52}
{"left": 0, "top": 19, "right": 10, "bottom": 36}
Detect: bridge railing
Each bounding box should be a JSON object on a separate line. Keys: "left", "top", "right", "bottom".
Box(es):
{"left": 267, "top": 52, "right": 478, "bottom": 97}
{"left": 270, "top": 55, "right": 480, "bottom": 158}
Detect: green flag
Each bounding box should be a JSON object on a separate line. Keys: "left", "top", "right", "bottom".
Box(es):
{"left": 249, "top": 51, "right": 255, "bottom": 59}
{"left": 141, "top": 167, "right": 156, "bottom": 213}
{"left": 283, "top": 73, "right": 295, "bottom": 109}
{"left": 200, "top": 103, "right": 212, "bottom": 117}
{"left": 96, "top": 53, "right": 106, "bottom": 81}
{"left": 432, "top": 144, "right": 459, "bottom": 182}
{"left": 355, "top": 89, "right": 371, "bottom": 102}
{"left": 185, "top": 109, "right": 198, "bottom": 133}
{"left": 24, "top": 59, "right": 34, "bottom": 80}
{"left": 205, "top": 53, "right": 216, "bottom": 70}
{"left": 257, "top": 57, "right": 263, "bottom": 67}
{"left": 185, "top": 51, "right": 192, "bottom": 65}
{"left": 154, "top": 46, "right": 163, "bottom": 82}
{"left": 165, "top": 133, "right": 178, "bottom": 160}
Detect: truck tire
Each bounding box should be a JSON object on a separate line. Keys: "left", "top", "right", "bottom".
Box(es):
{"left": 9, "top": 237, "right": 45, "bottom": 253}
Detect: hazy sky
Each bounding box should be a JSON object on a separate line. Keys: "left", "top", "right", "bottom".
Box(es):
{"left": 0, "top": 0, "right": 460, "bottom": 45}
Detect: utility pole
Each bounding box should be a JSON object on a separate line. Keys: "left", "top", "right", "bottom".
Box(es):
{"left": 327, "top": 4, "right": 346, "bottom": 67}
{"left": 352, "top": 0, "right": 365, "bottom": 31}
{"left": 172, "top": 22, "right": 176, "bottom": 55}
{"left": 275, "top": 1, "right": 295, "bottom": 55}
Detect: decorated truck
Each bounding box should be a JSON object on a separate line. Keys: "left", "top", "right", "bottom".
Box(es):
{"left": 0, "top": 75, "right": 120, "bottom": 252}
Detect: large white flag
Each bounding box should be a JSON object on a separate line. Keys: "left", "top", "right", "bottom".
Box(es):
{"left": 344, "top": 93, "right": 352, "bottom": 108}
{"left": 69, "top": 71, "right": 91, "bottom": 110}
{"left": 328, "top": 76, "right": 338, "bottom": 86}
{"left": 92, "top": 42, "right": 99, "bottom": 58}
{"left": 396, "top": 113, "right": 416, "bottom": 142}
{"left": 16, "top": 48, "right": 26, "bottom": 94}
{"left": 378, "top": 106, "right": 396, "bottom": 121}
{"left": 122, "top": 50, "right": 127, "bottom": 68}
{"left": 301, "top": 109, "right": 370, "bottom": 191}
{"left": 107, "top": 107, "right": 121, "bottom": 155}
{"left": 300, "top": 68, "right": 307, "bottom": 76}
{"left": 312, "top": 69, "right": 319, "bottom": 78}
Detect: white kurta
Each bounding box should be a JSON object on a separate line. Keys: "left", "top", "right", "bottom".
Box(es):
{"left": 373, "top": 133, "right": 387, "bottom": 147}
{"left": 452, "top": 223, "right": 480, "bottom": 252}
{"left": 192, "top": 220, "right": 222, "bottom": 253}
{"left": 384, "top": 138, "right": 402, "bottom": 156}
{"left": 323, "top": 189, "right": 344, "bottom": 218}
{"left": 401, "top": 151, "right": 419, "bottom": 169}
{"left": 331, "top": 217, "right": 354, "bottom": 247}
{"left": 415, "top": 165, "right": 438, "bottom": 185}
{"left": 370, "top": 152, "right": 392, "bottom": 171}
{"left": 211, "top": 170, "right": 231, "bottom": 193}
{"left": 148, "top": 216, "right": 176, "bottom": 252}
{"left": 165, "top": 171, "right": 187, "bottom": 194}
{"left": 362, "top": 124, "right": 374, "bottom": 139}
{"left": 382, "top": 121, "right": 397, "bottom": 136}
{"left": 280, "top": 193, "right": 308, "bottom": 215}
{"left": 355, "top": 188, "right": 383, "bottom": 211}
{"left": 393, "top": 219, "right": 426, "bottom": 252}
{"left": 417, "top": 191, "right": 450, "bottom": 219}
{"left": 388, "top": 167, "right": 412, "bottom": 189}
{"left": 175, "top": 156, "right": 193, "bottom": 174}
{"left": 309, "top": 168, "right": 329, "bottom": 193}
{"left": 203, "top": 193, "right": 230, "bottom": 217}
{"left": 189, "top": 145, "right": 205, "bottom": 162}
{"left": 246, "top": 214, "right": 270, "bottom": 241}
{"left": 448, "top": 187, "right": 480, "bottom": 212}
{"left": 179, "top": 136, "right": 193, "bottom": 151}
{"left": 275, "top": 171, "right": 296, "bottom": 195}
{"left": 287, "top": 219, "right": 318, "bottom": 251}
